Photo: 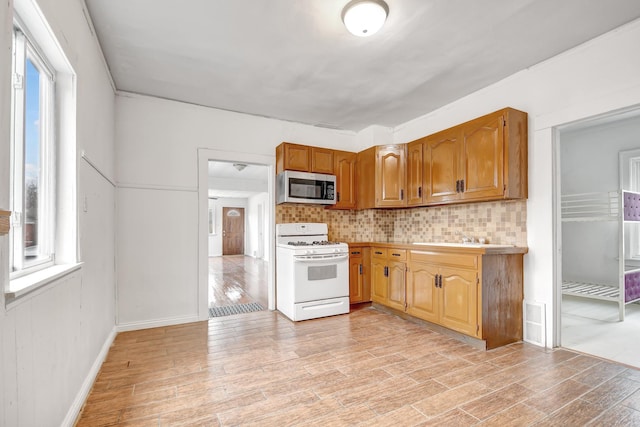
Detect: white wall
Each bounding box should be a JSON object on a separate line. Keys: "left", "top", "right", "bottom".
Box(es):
{"left": 115, "top": 93, "right": 358, "bottom": 327}
{"left": 248, "top": 193, "right": 270, "bottom": 261}
{"left": 394, "top": 18, "right": 640, "bottom": 347}
{"left": 0, "top": 0, "right": 116, "bottom": 425}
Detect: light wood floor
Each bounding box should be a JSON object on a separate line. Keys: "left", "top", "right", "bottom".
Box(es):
{"left": 76, "top": 307, "right": 640, "bottom": 426}
{"left": 208, "top": 255, "right": 268, "bottom": 308}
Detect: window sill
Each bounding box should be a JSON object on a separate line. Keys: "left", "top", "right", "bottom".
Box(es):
{"left": 6, "top": 263, "right": 83, "bottom": 303}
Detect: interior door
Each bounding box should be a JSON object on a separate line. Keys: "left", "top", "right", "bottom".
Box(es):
{"left": 223, "top": 207, "right": 245, "bottom": 255}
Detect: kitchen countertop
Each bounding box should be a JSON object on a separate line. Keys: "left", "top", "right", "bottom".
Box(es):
{"left": 347, "top": 241, "right": 528, "bottom": 255}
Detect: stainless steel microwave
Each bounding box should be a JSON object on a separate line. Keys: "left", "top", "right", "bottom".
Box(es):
{"left": 276, "top": 170, "right": 336, "bottom": 205}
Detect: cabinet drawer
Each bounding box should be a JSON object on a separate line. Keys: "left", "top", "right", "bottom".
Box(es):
{"left": 409, "top": 251, "right": 478, "bottom": 269}
{"left": 372, "top": 248, "right": 388, "bottom": 258}
{"left": 350, "top": 248, "right": 363, "bottom": 258}
{"left": 388, "top": 249, "right": 407, "bottom": 261}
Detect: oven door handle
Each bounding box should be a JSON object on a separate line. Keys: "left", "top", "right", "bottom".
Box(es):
{"left": 293, "top": 254, "right": 349, "bottom": 263}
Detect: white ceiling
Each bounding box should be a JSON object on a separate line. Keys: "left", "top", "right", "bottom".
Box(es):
{"left": 207, "top": 161, "right": 268, "bottom": 199}
{"left": 85, "top": 0, "right": 640, "bottom": 132}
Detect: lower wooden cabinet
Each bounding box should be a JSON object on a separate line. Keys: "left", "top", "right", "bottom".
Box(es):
{"left": 371, "top": 248, "right": 406, "bottom": 311}
{"left": 371, "top": 249, "right": 388, "bottom": 304}
{"left": 377, "top": 247, "right": 523, "bottom": 349}
{"left": 407, "top": 257, "right": 478, "bottom": 337}
{"left": 349, "top": 247, "right": 371, "bottom": 303}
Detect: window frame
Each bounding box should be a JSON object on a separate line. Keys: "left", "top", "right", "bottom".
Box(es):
{"left": 9, "top": 21, "right": 57, "bottom": 279}
{"left": 5, "top": 1, "right": 78, "bottom": 304}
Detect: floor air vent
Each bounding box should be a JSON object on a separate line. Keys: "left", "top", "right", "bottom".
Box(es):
{"left": 208, "top": 302, "right": 264, "bottom": 318}
{"left": 523, "top": 300, "right": 546, "bottom": 347}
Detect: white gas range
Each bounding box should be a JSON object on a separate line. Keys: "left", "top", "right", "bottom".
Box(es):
{"left": 276, "top": 223, "right": 350, "bottom": 321}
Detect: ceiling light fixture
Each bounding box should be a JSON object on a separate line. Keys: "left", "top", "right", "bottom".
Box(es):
{"left": 341, "top": 0, "right": 389, "bottom": 37}
{"left": 233, "top": 163, "right": 247, "bottom": 171}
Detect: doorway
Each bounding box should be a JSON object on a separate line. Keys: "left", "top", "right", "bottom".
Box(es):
{"left": 556, "top": 109, "right": 640, "bottom": 368}
{"left": 222, "top": 207, "right": 245, "bottom": 255}
{"left": 197, "top": 149, "right": 276, "bottom": 321}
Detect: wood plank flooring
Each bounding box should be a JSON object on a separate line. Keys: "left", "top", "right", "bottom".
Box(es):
{"left": 76, "top": 307, "right": 640, "bottom": 426}
{"left": 209, "top": 255, "right": 268, "bottom": 309}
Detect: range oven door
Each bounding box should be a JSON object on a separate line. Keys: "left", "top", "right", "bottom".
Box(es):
{"left": 292, "top": 253, "right": 349, "bottom": 302}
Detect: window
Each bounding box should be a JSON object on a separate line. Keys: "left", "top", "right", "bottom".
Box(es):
{"left": 5, "top": 2, "right": 77, "bottom": 300}
{"left": 9, "top": 24, "right": 55, "bottom": 276}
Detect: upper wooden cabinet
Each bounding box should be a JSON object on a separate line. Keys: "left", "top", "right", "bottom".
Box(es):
{"left": 407, "top": 107, "right": 527, "bottom": 206}
{"left": 311, "top": 147, "right": 334, "bottom": 174}
{"left": 276, "top": 142, "right": 335, "bottom": 174}
{"left": 406, "top": 141, "right": 424, "bottom": 206}
{"left": 425, "top": 127, "right": 463, "bottom": 204}
{"left": 357, "top": 145, "right": 407, "bottom": 209}
{"left": 333, "top": 151, "right": 357, "bottom": 210}
{"left": 377, "top": 145, "right": 407, "bottom": 207}
{"left": 276, "top": 142, "right": 310, "bottom": 173}
{"left": 276, "top": 107, "right": 526, "bottom": 209}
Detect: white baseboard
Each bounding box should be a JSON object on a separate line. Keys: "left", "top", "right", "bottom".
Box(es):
{"left": 61, "top": 326, "right": 117, "bottom": 427}
{"left": 116, "top": 314, "right": 201, "bottom": 332}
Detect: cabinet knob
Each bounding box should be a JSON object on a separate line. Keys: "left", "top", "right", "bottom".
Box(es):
{"left": 418, "top": 186, "right": 422, "bottom": 198}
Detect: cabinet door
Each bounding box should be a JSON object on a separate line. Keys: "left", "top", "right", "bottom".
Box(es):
{"left": 387, "top": 260, "right": 406, "bottom": 312}
{"left": 281, "top": 143, "right": 311, "bottom": 172}
{"left": 349, "top": 249, "right": 364, "bottom": 303}
{"left": 371, "top": 257, "right": 388, "bottom": 304}
{"left": 376, "top": 145, "right": 406, "bottom": 207}
{"left": 356, "top": 147, "right": 376, "bottom": 210}
{"left": 424, "top": 129, "right": 462, "bottom": 204}
{"left": 334, "top": 151, "right": 357, "bottom": 209}
{"left": 439, "top": 267, "right": 478, "bottom": 337}
{"left": 406, "top": 261, "right": 439, "bottom": 323}
{"left": 407, "top": 140, "right": 424, "bottom": 206}
{"left": 460, "top": 114, "right": 504, "bottom": 201}
{"left": 361, "top": 247, "right": 371, "bottom": 302}
{"left": 311, "top": 147, "right": 334, "bottom": 174}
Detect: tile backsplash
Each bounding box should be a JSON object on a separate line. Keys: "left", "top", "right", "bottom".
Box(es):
{"left": 276, "top": 200, "right": 527, "bottom": 246}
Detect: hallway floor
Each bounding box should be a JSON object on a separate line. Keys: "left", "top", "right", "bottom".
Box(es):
{"left": 208, "top": 255, "right": 268, "bottom": 309}
{"left": 76, "top": 307, "right": 640, "bottom": 426}
{"left": 562, "top": 295, "right": 640, "bottom": 369}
